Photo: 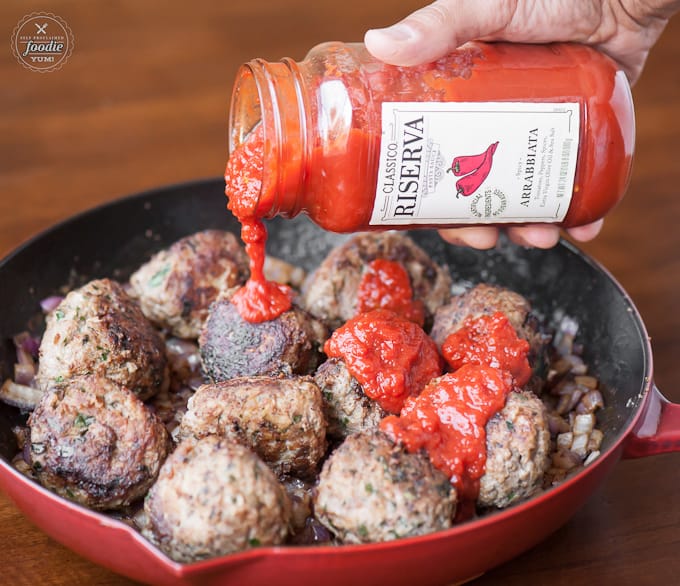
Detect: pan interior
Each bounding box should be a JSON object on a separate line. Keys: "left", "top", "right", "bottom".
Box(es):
{"left": 0, "top": 179, "right": 649, "bottom": 460}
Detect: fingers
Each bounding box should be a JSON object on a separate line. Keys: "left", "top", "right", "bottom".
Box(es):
{"left": 437, "top": 226, "right": 500, "bottom": 249}
{"left": 507, "top": 225, "right": 561, "bottom": 248}
{"left": 364, "top": 0, "right": 515, "bottom": 66}
{"left": 564, "top": 219, "right": 605, "bottom": 242}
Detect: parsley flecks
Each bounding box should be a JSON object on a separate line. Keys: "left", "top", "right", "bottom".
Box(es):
{"left": 74, "top": 413, "right": 95, "bottom": 429}
{"left": 249, "top": 538, "right": 261, "bottom": 547}
{"left": 54, "top": 309, "right": 65, "bottom": 321}
{"left": 149, "top": 265, "right": 171, "bottom": 287}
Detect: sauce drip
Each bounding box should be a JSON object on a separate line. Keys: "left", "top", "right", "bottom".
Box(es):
{"left": 380, "top": 364, "right": 513, "bottom": 503}
{"left": 356, "top": 259, "right": 425, "bottom": 326}
{"left": 324, "top": 309, "right": 442, "bottom": 414}
{"left": 225, "top": 125, "right": 293, "bottom": 322}
{"left": 441, "top": 312, "right": 532, "bottom": 387}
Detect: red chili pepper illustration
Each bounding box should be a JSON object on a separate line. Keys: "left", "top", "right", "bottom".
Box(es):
{"left": 451, "top": 142, "right": 498, "bottom": 197}
{"left": 448, "top": 142, "right": 497, "bottom": 176}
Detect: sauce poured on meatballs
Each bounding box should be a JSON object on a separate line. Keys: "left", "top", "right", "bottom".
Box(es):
{"left": 323, "top": 309, "right": 442, "bottom": 414}
{"left": 225, "top": 125, "right": 293, "bottom": 323}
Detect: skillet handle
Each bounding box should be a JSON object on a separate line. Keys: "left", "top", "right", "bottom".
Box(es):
{"left": 623, "top": 384, "right": 680, "bottom": 459}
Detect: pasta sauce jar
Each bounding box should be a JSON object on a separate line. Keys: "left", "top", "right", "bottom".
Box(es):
{"left": 226, "top": 41, "right": 635, "bottom": 232}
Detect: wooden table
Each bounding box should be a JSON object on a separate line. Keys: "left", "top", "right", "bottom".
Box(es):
{"left": 1, "top": 1, "right": 678, "bottom": 584}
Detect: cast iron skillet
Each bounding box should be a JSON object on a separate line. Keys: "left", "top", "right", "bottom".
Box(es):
{"left": 0, "top": 178, "right": 678, "bottom": 586}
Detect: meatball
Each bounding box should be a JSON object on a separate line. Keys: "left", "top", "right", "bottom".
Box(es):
{"left": 314, "top": 358, "right": 386, "bottom": 440}
{"left": 129, "top": 230, "right": 249, "bottom": 339}
{"left": 314, "top": 432, "right": 456, "bottom": 544}
{"left": 478, "top": 390, "right": 551, "bottom": 509}
{"left": 301, "top": 232, "right": 451, "bottom": 330}
{"left": 27, "top": 375, "right": 170, "bottom": 510}
{"left": 199, "top": 294, "right": 326, "bottom": 381}
{"left": 179, "top": 375, "right": 327, "bottom": 479}
{"left": 143, "top": 436, "right": 291, "bottom": 562}
{"left": 36, "top": 278, "right": 168, "bottom": 401}
{"left": 430, "top": 283, "right": 543, "bottom": 352}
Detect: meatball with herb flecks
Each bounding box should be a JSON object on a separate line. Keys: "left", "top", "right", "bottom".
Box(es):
{"left": 314, "top": 431, "right": 456, "bottom": 544}
{"left": 27, "top": 375, "right": 171, "bottom": 510}
{"left": 36, "top": 278, "right": 168, "bottom": 401}
{"left": 314, "top": 358, "right": 386, "bottom": 440}
{"left": 143, "top": 436, "right": 291, "bottom": 563}
{"left": 129, "top": 230, "right": 249, "bottom": 339}
{"left": 301, "top": 232, "right": 451, "bottom": 330}
{"left": 199, "top": 294, "right": 327, "bottom": 381}
{"left": 178, "top": 375, "right": 327, "bottom": 479}
{"left": 478, "top": 389, "right": 551, "bottom": 509}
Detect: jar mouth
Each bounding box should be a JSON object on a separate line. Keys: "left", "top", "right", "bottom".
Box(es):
{"left": 229, "top": 64, "right": 263, "bottom": 155}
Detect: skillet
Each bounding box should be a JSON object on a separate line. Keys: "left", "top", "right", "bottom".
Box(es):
{"left": 0, "top": 178, "right": 678, "bottom": 586}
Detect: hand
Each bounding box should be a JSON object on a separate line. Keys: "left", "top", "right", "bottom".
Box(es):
{"left": 364, "top": 0, "right": 680, "bottom": 249}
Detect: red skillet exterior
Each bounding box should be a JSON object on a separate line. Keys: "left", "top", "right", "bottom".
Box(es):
{"left": 0, "top": 179, "right": 677, "bottom": 585}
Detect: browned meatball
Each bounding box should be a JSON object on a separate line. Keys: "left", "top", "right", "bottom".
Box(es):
{"left": 199, "top": 294, "right": 327, "bottom": 381}
{"left": 478, "top": 390, "right": 551, "bottom": 509}
{"left": 301, "top": 232, "right": 451, "bottom": 330}
{"left": 314, "top": 358, "right": 386, "bottom": 440}
{"left": 36, "top": 279, "right": 168, "bottom": 401}
{"left": 314, "top": 432, "right": 456, "bottom": 544}
{"left": 143, "top": 436, "right": 291, "bottom": 562}
{"left": 27, "top": 375, "right": 171, "bottom": 510}
{"left": 129, "top": 230, "right": 249, "bottom": 339}
{"left": 179, "top": 375, "right": 327, "bottom": 479}
{"left": 430, "top": 283, "right": 547, "bottom": 377}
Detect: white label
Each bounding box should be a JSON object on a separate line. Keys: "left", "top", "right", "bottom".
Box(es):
{"left": 370, "top": 102, "right": 580, "bottom": 225}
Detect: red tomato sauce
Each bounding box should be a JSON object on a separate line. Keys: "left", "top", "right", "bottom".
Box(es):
{"left": 356, "top": 259, "right": 425, "bottom": 326}
{"left": 225, "top": 125, "right": 293, "bottom": 322}
{"left": 380, "top": 364, "right": 513, "bottom": 503}
{"left": 441, "top": 312, "right": 532, "bottom": 387}
{"left": 323, "top": 309, "right": 442, "bottom": 414}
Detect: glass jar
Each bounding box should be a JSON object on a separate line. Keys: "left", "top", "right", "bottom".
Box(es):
{"left": 227, "top": 41, "right": 635, "bottom": 232}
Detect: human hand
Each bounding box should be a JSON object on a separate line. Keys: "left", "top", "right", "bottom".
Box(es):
{"left": 364, "top": 0, "right": 680, "bottom": 249}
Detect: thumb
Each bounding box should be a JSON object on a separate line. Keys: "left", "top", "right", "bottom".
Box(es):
{"left": 364, "top": 0, "right": 517, "bottom": 66}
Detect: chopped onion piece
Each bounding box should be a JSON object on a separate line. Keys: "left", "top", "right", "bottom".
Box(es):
{"left": 588, "top": 429, "right": 604, "bottom": 451}
{"left": 14, "top": 362, "right": 36, "bottom": 386}
{"left": 552, "top": 449, "right": 582, "bottom": 470}
{"left": 584, "top": 450, "right": 601, "bottom": 466}
{"left": 40, "top": 295, "right": 64, "bottom": 313}
{"left": 0, "top": 379, "right": 43, "bottom": 410}
{"left": 556, "top": 432, "right": 573, "bottom": 450}
{"left": 573, "top": 413, "right": 596, "bottom": 435}
{"left": 571, "top": 433, "right": 589, "bottom": 458}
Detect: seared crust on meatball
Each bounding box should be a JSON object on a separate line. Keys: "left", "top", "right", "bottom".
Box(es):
{"left": 36, "top": 279, "right": 168, "bottom": 401}
{"left": 431, "top": 283, "right": 547, "bottom": 386}
{"left": 199, "top": 295, "right": 327, "bottom": 381}
{"left": 27, "top": 375, "right": 171, "bottom": 510}
{"left": 478, "top": 390, "right": 551, "bottom": 509}
{"left": 179, "top": 376, "right": 327, "bottom": 479}
{"left": 129, "top": 230, "right": 249, "bottom": 339}
{"left": 314, "top": 432, "right": 456, "bottom": 544}
{"left": 431, "top": 283, "right": 542, "bottom": 351}
{"left": 143, "top": 436, "right": 291, "bottom": 562}
{"left": 301, "top": 232, "right": 451, "bottom": 330}
{"left": 314, "top": 358, "right": 386, "bottom": 440}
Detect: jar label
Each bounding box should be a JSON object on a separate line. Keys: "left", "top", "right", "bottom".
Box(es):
{"left": 370, "top": 101, "right": 580, "bottom": 225}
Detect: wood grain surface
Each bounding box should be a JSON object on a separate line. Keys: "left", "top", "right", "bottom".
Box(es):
{"left": 1, "top": 1, "right": 678, "bottom": 584}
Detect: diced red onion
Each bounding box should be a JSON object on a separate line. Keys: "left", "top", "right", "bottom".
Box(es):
{"left": 13, "top": 332, "right": 40, "bottom": 362}
{"left": 39, "top": 295, "right": 64, "bottom": 313}
{"left": 576, "top": 389, "right": 605, "bottom": 414}
{"left": 556, "top": 388, "right": 583, "bottom": 415}
{"left": 14, "top": 363, "right": 36, "bottom": 386}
